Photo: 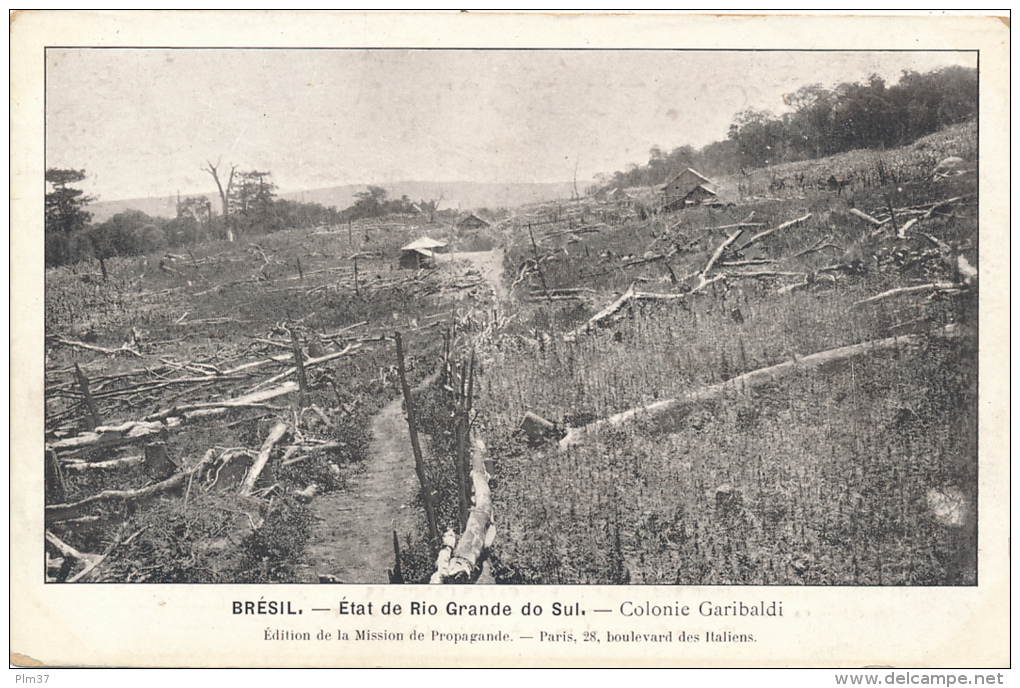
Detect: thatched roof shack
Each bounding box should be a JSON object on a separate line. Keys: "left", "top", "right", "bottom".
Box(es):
{"left": 399, "top": 237, "right": 448, "bottom": 270}
{"left": 457, "top": 213, "right": 490, "bottom": 229}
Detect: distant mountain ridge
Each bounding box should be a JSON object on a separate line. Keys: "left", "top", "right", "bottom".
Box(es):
{"left": 86, "top": 180, "right": 583, "bottom": 224}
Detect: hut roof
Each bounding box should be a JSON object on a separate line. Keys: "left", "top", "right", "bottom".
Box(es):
{"left": 668, "top": 168, "right": 712, "bottom": 185}
{"left": 457, "top": 213, "right": 490, "bottom": 227}
{"left": 401, "top": 237, "right": 448, "bottom": 252}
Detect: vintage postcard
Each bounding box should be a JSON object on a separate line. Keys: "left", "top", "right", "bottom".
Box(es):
{"left": 10, "top": 11, "right": 1010, "bottom": 668}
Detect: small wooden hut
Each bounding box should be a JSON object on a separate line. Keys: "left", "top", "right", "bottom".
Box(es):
{"left": 456, "top": 213, "right": 490, "bottom": 230}
{"left": 399, "top": 237, "right": 448, "bottom": 269}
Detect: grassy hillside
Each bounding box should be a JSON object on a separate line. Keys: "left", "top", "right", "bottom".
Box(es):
{"left": 475, "top": 125, "right": 978, "bottom": 585}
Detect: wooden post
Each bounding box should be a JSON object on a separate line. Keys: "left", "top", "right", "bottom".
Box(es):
{"left": 885, "top": 194, "right": 900, "bottom": 236}
{"left": 289, "top": 328, "right": 309, "bottom": 407}
{"left": 348, "top": 218, "right": 353, "bottom": 247}
{"left": 528, "top": 224, "right": 552, "bottom": 302}
{"left": 353, "top": 255, "right": 360, "bottom": 297}
{"left": 297, "top": 256, "right": 304, "bottom": 281}
{"left": 466, "top": 348, "right": 476, "bottom": 415}
{"left": 394, "top": 332, "right": 439, "bottom": 547}
{"left": 143, "top": 443, "right": 176, "bottom": 481}
{"left": 74, "top": 363, "right": 101, "bottom": 431}
{"left": 454, "top": 360, "right": 470, "bottom": 530}
{"left": 44, "top": 448, "right": 66, "bottom": 504}
{"left": 441, "top": 329, "right": 451, "bottom": 387}
{"left": 389, "top": 530, "right": 404, "bottom": 584}
{"left": 463, "top": 349, "right": 476, "bottom": 513}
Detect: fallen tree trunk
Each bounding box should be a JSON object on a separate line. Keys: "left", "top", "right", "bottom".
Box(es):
{"left": 67, "top": 527, "right": 138, "bottom": 583}
{"left": 61, "top": 454, "right": 145, "bottom": 471}
{"left": 723, "top": 270, "right": 807, "bottom": 279}
{"left": 432, "top": 438, "right": 495, "bottom": 583}
{"left": 852, "top": 282, "right": 967, "bottom": 308}
{"left": 701, "top": 228, "right": 744, "bottom": 277}
{"left": 429, "top": 531, "right": 459, "bottom": 584}
{"left": 849, "top": 208, "right": 887, "bottom": 226}
{"left": 563, "top": 283, "right": 636, "bottom": 339}
{"left": 51, "top": 338, "right": 144, "bottom": 358}
{"left": 735, "top": 213, "right": 811, "bottom": 252}
{"left": 240, "top": 421, "right": 290, "bottom": 496}
{"left": 47, "top": 418, "right": 184, "bottom": 453}
{"left": 46, "top": 530, "right": 88, "bottom": 560}
{"left": 46, "top": 448, "right": 221, "bottom": 524}
{"left": 564, "top": 281, "right": 719, "bottom": 341}
{"left": 558, "top": 324, "right": 961, "bottom": 450}
{"left": 244, "top": 343, "right": 361, "bottom": 394}
{"left": 44, "top": 381, "right": 300, "bottom": 451}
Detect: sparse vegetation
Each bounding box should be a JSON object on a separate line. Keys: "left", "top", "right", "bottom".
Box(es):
{"left": 45, "top": 103, "right": 978, "bottom": 587}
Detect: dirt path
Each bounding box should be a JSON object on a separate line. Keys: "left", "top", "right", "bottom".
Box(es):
{"left": 298, "top": 250, "right": 505, "bottom": 583}
{"left": 300, "top": 396, "right": 420, "bottom": 584}
{"left": 446, "top": 249, "right": 507, "bottom": 302}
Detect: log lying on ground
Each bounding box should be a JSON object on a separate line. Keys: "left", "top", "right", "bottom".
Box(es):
{"left": 429, "top": 531, "right": 459, "bottom": 584}
{"left": 735, "top": 213, "right": 811, "bottom": 252}
{"left": 851, "top": 282, "right": 968, "bottom": 308}
{"left": 432, "top": 438, "right": 496, "bottom": 583}
{"left": 723, "top": 270, "right": 806, "bottom": 279}
{"left": 245, "top": 343, "right": 360, "bottom": 393}
{"left": 849, "top": 208, "right": 887, "bottom": 227}
{"left": 46, "top": 447, "right": 221, "bottom": 524}
{"left": 699, "top": 228, "right": 744, "bottom": 282}
{"left": 51, "top": 338, "right": 144, "bottom": 358}
{"left": 563, "top": 283, "right": 636, "bottom": 339}
{"left": 776, "top": 273, "right": 837, "bottom": 295}
{"left": 48, "top": 381, "right": 301, "bottom": 454}
{"left": 47, "top": 417, "right": 184, "bottom": 452}
{"left": 60, "top": 454, "right": 145, "bottom": 472}
{"left": 46, "top": 530, "right": 88, "bottom": 560}
{"left": 67, "top": 526, "right": 139, "bottom": 583}
{"left": 521, "top": 411, "right": 564, "bottom": 445}
{"left": 558, "top": 324, "right": 961, "bottom": 450}
{"left": 240, "top": 421, "right": 290, "bottom": 496}
{"left": 563, "top": 281, "right": 717, "bottom": 341}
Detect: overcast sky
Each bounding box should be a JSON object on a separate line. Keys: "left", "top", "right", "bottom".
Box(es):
{"left": 46, "top": 49, "right": 976, "bottom": 201}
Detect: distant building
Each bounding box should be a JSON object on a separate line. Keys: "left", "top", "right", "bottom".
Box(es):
{"left": 399, "top": 237, "right": 448, "bottom": 270}
{"left": 663, "top": 168, "right": 717, "bottom": 210}
{"left": 595, "top": 187, "right": 632, "bottom": 203}
{"left": 456, "top": 213, "right": 490, "bottom": 229}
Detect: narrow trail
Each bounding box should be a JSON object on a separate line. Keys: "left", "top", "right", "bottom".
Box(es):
{"left": 299, "top": 249, "right": 504, "bottom": 583}
{"left": 446, "top": 248, "right": 507, "bottom": 303}
{"left": 301, "top": 396, "right": 420, "bottom": 584}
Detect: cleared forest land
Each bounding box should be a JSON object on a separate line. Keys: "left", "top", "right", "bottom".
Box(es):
{"left": 44, "top": 124, "right": 978, "bottom": 585}
{"left": 477, "top": 124, "right": 978, "bottom": 585}
{"left": 43, "top": 215, "right": 494, "bottom": 583}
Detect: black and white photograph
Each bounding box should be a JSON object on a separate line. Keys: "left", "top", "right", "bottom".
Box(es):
{"left": 12, "top": 10, "right": 1009, "bottom": 669}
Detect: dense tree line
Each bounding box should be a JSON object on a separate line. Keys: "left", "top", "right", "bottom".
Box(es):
{"left": 44, "top": 163, "right": 427, "bottom": 268}
{"left": 45, "top": 167, "right": 346, "bottom": 267}
{"left": 339, "top": 185, "right": 418, "bottom": 222}
{"left": 599, "top": 66, "right": 977, "bottom": 191}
